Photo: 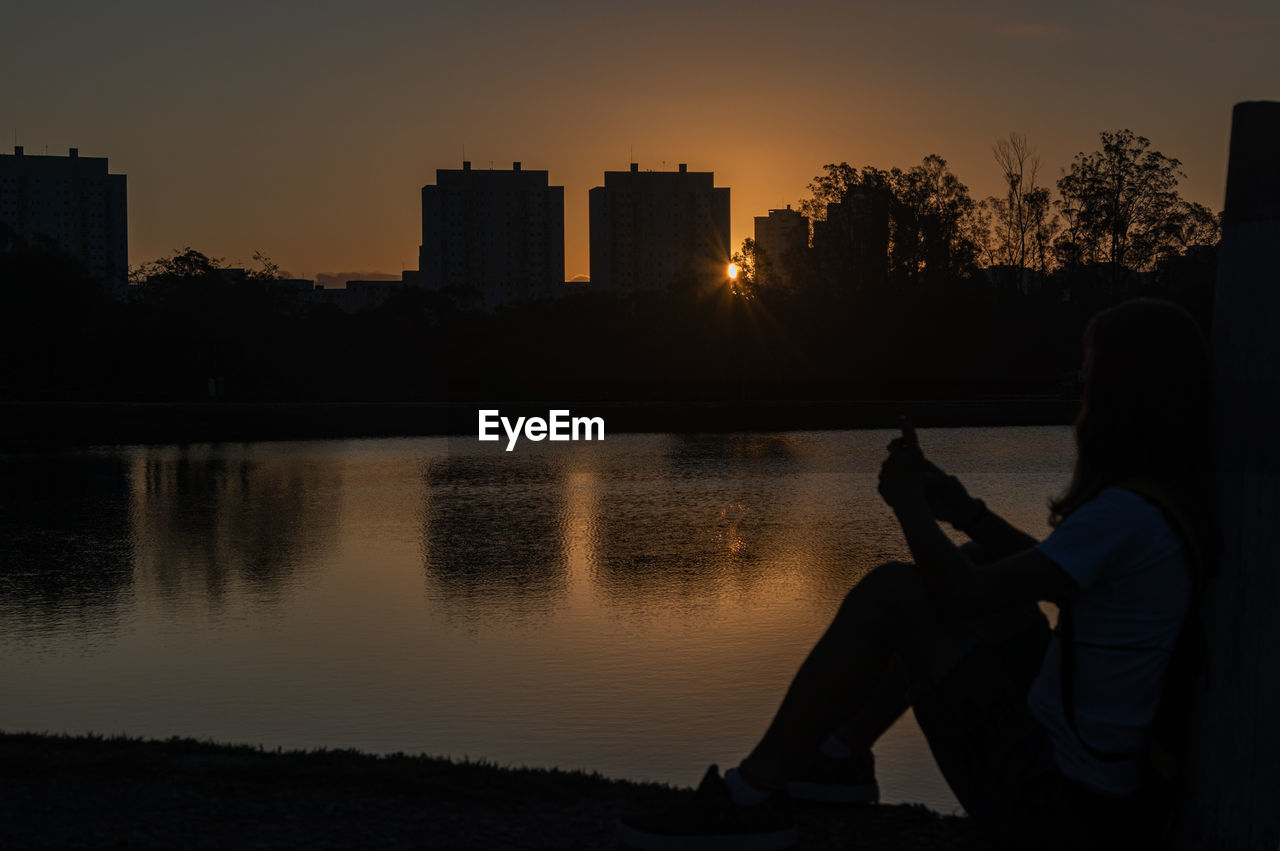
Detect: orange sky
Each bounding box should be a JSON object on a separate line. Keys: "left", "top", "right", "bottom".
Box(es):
{"left": 4, "top": 1, "right": 1277, "bottom": 281}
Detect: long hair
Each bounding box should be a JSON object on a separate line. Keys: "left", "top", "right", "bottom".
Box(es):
{"left": 1050, "top": 299, "right": 1211, "bottom": 532}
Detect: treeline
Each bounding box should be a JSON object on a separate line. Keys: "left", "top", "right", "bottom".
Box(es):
{"left": 0, "top": 130, "right": 1217, "bottom": 405}
{"left": 0, "top": 258, "right": 1213, "bottom": 404}
{"left": 737, "top": 129, "right": 1219, "bottom": 298}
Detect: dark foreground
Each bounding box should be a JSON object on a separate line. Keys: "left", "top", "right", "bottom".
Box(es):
{"left": 0, "top": 732, "right": 991, "bottom": 850}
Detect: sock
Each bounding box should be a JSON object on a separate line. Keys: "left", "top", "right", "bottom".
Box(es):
{"left": 723, "top": 767, "right": 773, "bottom": 807}
{"left": 820, "top": 734, "right": 853, "bottom": 760}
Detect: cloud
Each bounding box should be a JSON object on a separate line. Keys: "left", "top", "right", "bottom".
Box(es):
{"left": 1163, "top": 6, "right": 1260, "bottom": 34}
{"left": 314, "top": 271, "right": 401, "bottom": 289}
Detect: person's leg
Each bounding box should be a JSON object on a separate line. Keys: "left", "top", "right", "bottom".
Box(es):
{"left": 825, "top": 656, "right": 910, "bottom": 753}
{"left": 910, "top": 641, "right": 1066, "bottom": 846}
{"left": 814, "top": 543, "right": 1043, "bottom": 761}
{"left": 617, "top": 560, "right": 1044, "bottom": 849}
{"left": 809, "top": 604, "right": 1049, "bottom": 777}
{"left": 737, "top": 560, "right": 978, "bottom": 791}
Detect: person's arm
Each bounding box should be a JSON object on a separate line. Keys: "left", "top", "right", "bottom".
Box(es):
{"left": 890, "top": 493, "right": 1076, "bottom": 620}
{"left": 879, "top": 434, "right": 1076, "bottom": 620}
{"left": 897, "top": 418, "right": 1038, "bottom": 558}
{"left": 929, "top": 476, "right": 1039, "bottom": 559}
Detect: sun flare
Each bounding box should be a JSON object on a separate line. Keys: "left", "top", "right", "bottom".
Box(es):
{"left": 728, "top": 263, "right": 738, "bottom": 280}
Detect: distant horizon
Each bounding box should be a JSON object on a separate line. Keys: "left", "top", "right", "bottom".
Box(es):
{"left": 5, "top": 0, "right": 1275, "bottom": 280}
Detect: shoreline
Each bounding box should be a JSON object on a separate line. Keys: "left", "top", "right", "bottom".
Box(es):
{"left": 0, "top": 398, "right": 1075, "bottom": 447}
{"left": 0, "top": 731, "right": 990, "bottom": 849}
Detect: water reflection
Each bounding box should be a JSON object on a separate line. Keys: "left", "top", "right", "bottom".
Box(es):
{"left": 0, "top": 430, "right": 1074, "bottom": 813}
{"left": 665, "top": 432, "right": 801, "bottom": 466}
{"left": 588, "top": 434, "right": 809, "bottom": 614}
{"left": 421, "top": 451, "right": 567, "bottom": 615}
{"left": 129, "top": 446, "right": 340, "bottom": 606}
{"left": 0, "top": 451, "right": 133, "bottom": 634}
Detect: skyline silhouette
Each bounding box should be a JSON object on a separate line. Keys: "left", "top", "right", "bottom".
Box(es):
{"left": 0, "top": 129, "right": 1220, "bottom": 307}
{"left": 4, "top": 0, "right": 1274, "bottom": 280}
{"left": 0, "top": 120, "right": 1220, "bottom": 431}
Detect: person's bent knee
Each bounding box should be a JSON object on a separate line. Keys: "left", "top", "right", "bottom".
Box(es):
{"left": 859, "top": 560, "right": 924, "bottom": 597}
{"left": 839, "top": 560, "right": 927, "bottom": 620}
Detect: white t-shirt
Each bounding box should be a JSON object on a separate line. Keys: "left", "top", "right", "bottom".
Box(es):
{"left": 1027, "top": 487, "right": 1191, "bottom": 797}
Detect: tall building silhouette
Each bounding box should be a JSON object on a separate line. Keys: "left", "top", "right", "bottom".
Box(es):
{"left": 0, "top": 146, "right": 128, "bottom": 297}
{"left": 811, "top": 184, "right": 889, "bottom": 289}
{"left": 753, "top": 205, "right": 808, "bottom": 288}
{"left": 589, "top": 163, "right": 730, "bottom": 294}
{"left": 418, "top": 161, "right": 565, "bottom": 309}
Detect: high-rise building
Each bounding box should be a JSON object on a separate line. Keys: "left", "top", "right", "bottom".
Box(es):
{"left": 589, "top": 163, "right": 730, "bottom": 294}
{"left": 418, "top": 161, "right": 564, "bottom": 309}
{"left": 753, "top": 205, "right": 808, "bottom": 288}
{"left": 0, "top": 146, "right": 128, "bottom": 297}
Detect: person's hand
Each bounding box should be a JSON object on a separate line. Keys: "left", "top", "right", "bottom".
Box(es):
{"left": 878, "top": 417, "right": 929, "bottom": 509}
{"left": 880, "top": 418, "right": 984, "bottom": 525}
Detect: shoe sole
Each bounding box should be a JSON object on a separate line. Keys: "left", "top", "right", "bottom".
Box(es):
{"left": 616, "top": 820, "right": 799, "bottom": 851}
{"left": 785, "top": 781, "right": 879, "bottom": 804}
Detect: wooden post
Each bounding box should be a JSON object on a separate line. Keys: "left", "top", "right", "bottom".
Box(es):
{"left": 1182, "top": 101, "right": 1280, "bottom": 849}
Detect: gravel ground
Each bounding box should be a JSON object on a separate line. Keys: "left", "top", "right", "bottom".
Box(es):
{"left": 0, "top": 733, "right": 993, "bottom": 850}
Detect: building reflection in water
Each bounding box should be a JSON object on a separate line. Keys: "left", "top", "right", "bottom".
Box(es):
{"left": 421, "top": 447, "right": 568, "bottom": 618}
{"left": 415, "top": 433, "right": 888, "bottom": 625}
{"left": 0, "top": 450, "right": 134, "bottom": 636}
{"left": 128, "top": 445, "right": 341, "bottom": 607}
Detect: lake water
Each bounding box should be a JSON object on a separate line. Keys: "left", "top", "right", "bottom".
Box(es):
{"left": 0, "top": 427, "right": 1074, "bottom": 814}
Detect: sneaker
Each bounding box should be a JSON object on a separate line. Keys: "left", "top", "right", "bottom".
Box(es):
{"left": 786, "top": 750, "right": 880, "bottom": 804}
{"left": 617, "top": 765, "right": 798, "bottom": 851}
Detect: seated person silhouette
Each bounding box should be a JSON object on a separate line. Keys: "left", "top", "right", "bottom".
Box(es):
{"left": 619, "top": 298, "right": 1210, "bottom": 851}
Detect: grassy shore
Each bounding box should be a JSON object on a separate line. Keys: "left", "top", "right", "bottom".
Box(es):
{"left": 0, "top": 731, "right": 992, "bottom": 849}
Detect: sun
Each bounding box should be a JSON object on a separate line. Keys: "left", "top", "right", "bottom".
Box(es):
{"left": 728, "top": 263, "right": 738, "bottom": 280}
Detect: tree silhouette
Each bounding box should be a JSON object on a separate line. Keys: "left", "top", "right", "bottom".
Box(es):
{"left": 890, "top": 154, "right": 977, "bottom": 284}
{"left": 1055, "top": 130, "right": 1187, "bottom": 290}
{"left": 730, "top": 237, "right": 771, "bottom": 297}
{"left": 245, "top": 250, "right": 285, "bottom": 281}
{"left": 130, "top": 246, "right": 225, "bottom": 284}
{"left": 981, "top": 133, "right": 1058, "bottom": 279}
{"left": 798, "top": 162, "right": 862, "bottom": 226}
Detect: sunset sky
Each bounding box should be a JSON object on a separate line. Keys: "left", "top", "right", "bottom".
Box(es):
{"left": 4, "top": 0, "right": 1277, "bottom": 282}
